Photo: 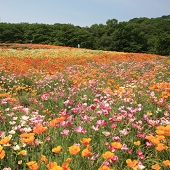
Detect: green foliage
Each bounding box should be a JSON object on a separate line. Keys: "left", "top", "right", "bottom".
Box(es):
{"left": 0, "top": 15, "right": 170, "bottom": 55}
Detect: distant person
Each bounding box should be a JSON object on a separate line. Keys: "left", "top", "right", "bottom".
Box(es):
{"left": 78, "top": 44, "right": 80, "bottom": 48}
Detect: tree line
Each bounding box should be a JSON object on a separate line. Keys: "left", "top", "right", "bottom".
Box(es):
{"left": 0, "top": 15, "right": 170, "bottom": 56}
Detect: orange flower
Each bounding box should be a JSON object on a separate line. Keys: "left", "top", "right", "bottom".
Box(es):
{"left": 111, "top": 142, "right": 122, "bottom": 150}
{"left": 40, "top": 154, "right": 48, "bottom": 163}
{"left": 156, "top": 135, "right": 165, "bottom": 141}
{"left": 49, "top": 116, "right": 66, "bottom": 127}
{"left": 0, "top": 136, "right": 11, "bottom": 145}
{"left": 164, "top": 125, "right": 170, "bottom": 136}
{"left": 21, "top": 135, "right": 35, "bottom": 144}
{"left": 68, "top": 145, "right": 80, "bottom": 155}
{"left": 145, "top": 135, "right": 155, "bottom": 141}
{"left": 102, "top": 151, "right": 114, "bottom": 160}
{"left": 0, "top": 146, "right": 5, "bottom": 159}
{"left": 134, "top": 141, "right": 141, "bottom": 146}
{"left": 155, "top": 143, "right": 168, "bottom": 151}
{"left": 47, "top": 162, "right": 62, "bottom": 170}
{"left": 81, "top": 146, "right": 93, "bottom": 157}
{"left": 151, "top": 164, "right": 161, "bottom": 170}
{"left": 151, "top": 138, "right": 160, "bottom": 145}
{"left": 98, "top": 165, "right": 111, "bottom": 170}
{"left": 20, "top": 133, "right": 35, "bottom": 138}
{"left": 155, "top": 129, "right": 165, "bottom": 135}
{"left": 80, "top": 138, "right": 91, "bottom": 146}
{"left": 26, "top": 161, "right": 39, "bottom": 170}
{"left": 163, "top": 160, "right": 170, "bottom": 167}
{"left": 62, "top": 158, "right": 72, "bottom": 170}
{"left": 47, "top": 162, "right": 58, "bottom": 169}
{"left": 18, "top": 150, "right": 27, "bottom": 156}
{"left": 126, "top": 159, "right": 138, "bottom": 169}
{"left": 33, "top": 124, "right": 48, "bottom": 134}
{"left": 52, "top": 146, "right": 62, "bottom": 153}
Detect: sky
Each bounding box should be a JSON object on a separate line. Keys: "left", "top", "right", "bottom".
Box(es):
{"left": 0, "top": 0, "right": 170, "bottom": 27}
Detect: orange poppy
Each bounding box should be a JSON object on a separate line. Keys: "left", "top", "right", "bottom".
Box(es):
{"left": 68, "top": 145, "right": 80, "bottom": 155}
{"left": 33, "top": 124, "right": 48, "bottom": 134}
{"left": 49, "top": 116, "right": 66, "bottom": 127}
{"left": 102, "top": 151, "right": 114, "bottom": 160}
{"left": 0, "top": 136, "right": 11, "bottom": 145}
{"left": 151, "top": 164, "right": 161, "bottom": 170}
{"left": 26, "top": 161, "right": 39, "bottom": 170}
{"left": 52, "top": 146, "right": 62, "bottom": 154}
{"left": 40, "top": 154, "right": 48, "bottom": 163}
{"left": 163, "top": 160, "right": 170, "bottom": 167}
{"left": 111, "top": 142, "right": 122, "bottom": 150}
{"left": 0, "top": 146, "right": 5, "bottom": 159}
{"left": 18, "top": 150, "right": 27, "bottom": 156}
{"left": 126, "top": 159, "right": 138, "bottom": 169}
{"left": 80, "top": 138, "right": 91, "bottom": 146}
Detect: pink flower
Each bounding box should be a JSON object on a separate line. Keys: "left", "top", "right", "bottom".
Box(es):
{"left": 91, "top": 125, "right": 99, "bottom": 131}
{"left": 60, "top": 129, "right": 69, "bottom": 136}
{"left": 112, "top": 155, "right": 119, "bottom": 163}
{"left": 110, "top": 124, "right": 116, "bottom": 129}
{"left": 45, "top": 136, "right": 51, "bottom": 142}
{"left": 146, "top": 141, "right": 152, "bottom": 148}
{"left": 73, "top": 126, "right": 86, "bottom": 134}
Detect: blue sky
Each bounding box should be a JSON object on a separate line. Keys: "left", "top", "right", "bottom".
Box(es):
{"left": 0, "top": 0, "right": 169, "bottom": 27}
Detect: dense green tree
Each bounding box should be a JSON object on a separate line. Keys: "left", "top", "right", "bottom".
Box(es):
{"left": 0, "top": 15, "right": 170, "bottom": 55}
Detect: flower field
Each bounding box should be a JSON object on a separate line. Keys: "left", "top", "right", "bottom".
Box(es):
{"left": 0, "top": 44, "right": 170, "bottom": 170}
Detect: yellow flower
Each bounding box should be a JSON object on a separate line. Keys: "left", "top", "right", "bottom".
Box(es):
{"left": 134, "top": 141, "right": 141, "bottom": 146}
{"left": 52, "top": 146, "right": 62, "bottom": 153}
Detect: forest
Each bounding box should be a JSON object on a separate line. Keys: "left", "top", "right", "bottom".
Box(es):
{"left": 0, "top": 15, "right": 170, "bottom": 56}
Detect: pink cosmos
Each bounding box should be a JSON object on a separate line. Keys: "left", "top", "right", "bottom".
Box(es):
{"left": 101, "top": 161, "right": 110, "bottom": 166}
{"left": 110, "top": 124, "right": 116, "bottom": 129}
{"left": 91, "top": 125, "right": 99, "bottom": 131}
{"left": 145, "top": 141, "right": 152, "bottom": 148}
{"left": 119, "top": 128, "right": 129, "bottom": 136}
{"left": 73, "top": 126, "right": 86, "bottom": 134}
{"left": 112, "top": 136, "right": 120, "bottom": 141}
{"left": 91, "top": 154, "right": 99, "bottom": 160}
{"left": 90, "top": 104, "right": 96, "bottom": 110}
{"left": 60, "top": 129, "right": 69, "bottom": 136}
{"left": 96, "top": 120, "right": 107, "bottom": 126}
{"left": 121, "top": 144, "right": 129, "bottom": 151}
{"left": 112, "top": 155, "right": 119, "bottom": 163}
{"left": 45, "top": 136, "right": 51, "bottom": 142}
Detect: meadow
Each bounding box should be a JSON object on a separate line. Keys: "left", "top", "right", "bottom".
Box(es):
{"left": 0, "top": 44, "right": 170, "bottom": 170}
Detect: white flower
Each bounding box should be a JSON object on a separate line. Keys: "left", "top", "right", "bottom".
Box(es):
{"left": 9, "top": 130, "right": 16, "bottom": 135}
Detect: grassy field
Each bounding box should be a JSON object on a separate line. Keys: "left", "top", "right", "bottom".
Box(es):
{"left": 0, "top": 44, "right": 170, "bottom": 170}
